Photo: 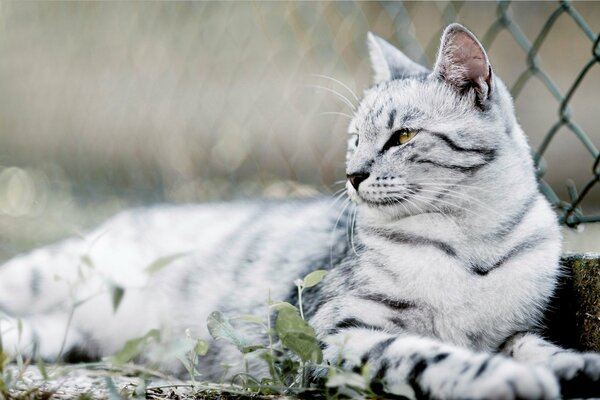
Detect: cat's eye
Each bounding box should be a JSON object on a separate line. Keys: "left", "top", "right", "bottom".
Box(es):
{"left": 350, "top": 133, "right": 359, "bottom": 147}
{"left": 398, "top": 130, "right": 418, "bottom": 145}
{"left": 383, "top": 129, "right": 419, "bottom": 151}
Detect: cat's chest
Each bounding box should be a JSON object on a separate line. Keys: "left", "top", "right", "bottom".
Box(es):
{"left": 359, "top": 239, "right": 472, "bottom": 303}
{"left": 352, "top": 244, "right": 514, "bottom": 348}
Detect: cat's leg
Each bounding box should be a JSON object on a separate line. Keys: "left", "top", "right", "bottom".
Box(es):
{"left": 501, "top": 332, "right": 600, "bottom": 398}
{"left": 324, "top": 328, "right": 559, "bottom": 400}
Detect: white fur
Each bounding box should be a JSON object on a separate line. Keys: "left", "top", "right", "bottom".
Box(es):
{"left": 0, "top": 24, "right": 598, "bottom": 399}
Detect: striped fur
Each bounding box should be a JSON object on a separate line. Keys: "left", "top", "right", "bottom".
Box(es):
{"left": 0, "top": 24, "right": 598, "bottom": 399}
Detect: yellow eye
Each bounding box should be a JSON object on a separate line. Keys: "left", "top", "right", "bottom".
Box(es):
{"left": 383, "top": 129, "right": 419, "bottom": 152}
{"left": 398, "top": 130, "right": 418, "bottom": 145}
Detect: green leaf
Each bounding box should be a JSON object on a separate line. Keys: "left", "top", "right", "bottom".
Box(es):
{"left": 110, "top": 285, "right": 125, "bottom": 313}
{"left": 104, "top": 377, "right": 122, "bottom": 400}
{"left": 275, "top": 307, "right": 322, "bottom": 363}
{"left": 80, "top": 255, "right": 94, "bottom": 268}
{"left": 111, "top": 329, "right": 160, "bottom": 365}
{"left": 145, "top": 253, "right": 187, "bottom": 274}
{"left": 269, "top": 301, "right": 297, "bottom": 312}
{"left": 237, "top": 315, "right": 264, "bottom": 325}
{"left": 303, "top": 270, "right": 327, "bottom": 288}
{"left": 207, "top": 311, "right": 249, "bottom": 352}
{"left": 240, "top": 344, "right": 266, "bottom": 354}
{"left": 36, "top": 357, "right": 48, "bottom": 381}
{"left": 0, "top": 351, "right": 8, "bottom": 374}
{"left": 17, "top": 319, "right": 22, "bottom": 341}
{"left": 193, "top": 339, "right": 209, "bottom": 356}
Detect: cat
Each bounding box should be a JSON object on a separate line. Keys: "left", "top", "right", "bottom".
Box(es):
{"left": 1, "top": 23, "right": 599, "bottom": 399}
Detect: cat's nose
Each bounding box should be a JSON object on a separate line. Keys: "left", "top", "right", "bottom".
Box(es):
{"left": 347, "top": 172, "right": 369, "bottom": 190}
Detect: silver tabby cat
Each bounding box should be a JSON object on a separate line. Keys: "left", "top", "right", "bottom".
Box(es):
{"left": 1, "top": 24, "right": 599, "bottom": 399}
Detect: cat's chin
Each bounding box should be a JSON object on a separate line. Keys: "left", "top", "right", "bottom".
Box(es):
{"left": 357, "top": 200, "right": 418, "bottom": 223}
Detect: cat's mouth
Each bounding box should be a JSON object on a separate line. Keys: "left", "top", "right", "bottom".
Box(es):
{"left": 362, "top": 197, "right": 411, "bottom": 207}
{"left": 356, "top": 187, "right": 420, "bottom": 208}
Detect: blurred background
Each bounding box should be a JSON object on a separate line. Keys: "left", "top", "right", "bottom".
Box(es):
{"left": 0, "top": 1, "right": 598, "bottom": 261}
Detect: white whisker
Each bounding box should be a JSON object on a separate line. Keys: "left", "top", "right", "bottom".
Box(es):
{"left": 309, "top": 73, "right": 360, "bottom": 102}
{"left": 306, "top": 84, "right": 356, "bottom": 111}
{"left": 408, "top": 191, "right": 485, "bottom": 219}
{"left": 416, "top": 187, "right": 503, "bottom": 218}
{"left": 350, "top": 205, "right": 360, "bottom": 257}
{"left": 318, "top": 111, "right": 354, "bottom": 119}
{"left": 330, "top": 198, "right": 351, "bottom": 269}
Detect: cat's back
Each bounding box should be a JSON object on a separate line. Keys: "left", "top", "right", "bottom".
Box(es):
{"left": 0, "top": 196, "right": 345, "bottom": 317}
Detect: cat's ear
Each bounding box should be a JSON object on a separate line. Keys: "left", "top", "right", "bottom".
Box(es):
{"left": 433, "top": 23, "right": 492, "bottom": 108}
{"left": 367, "top": 32, "right": 429, "bottom": 84}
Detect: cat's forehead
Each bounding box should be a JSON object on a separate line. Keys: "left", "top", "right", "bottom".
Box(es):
{"left": 349, "top": 79, "right": 473, "bottom": 137}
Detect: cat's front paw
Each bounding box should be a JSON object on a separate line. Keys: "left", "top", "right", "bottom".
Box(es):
{"left": 553, "top": 351, "right": 600, "bottom": 398}
{"left": 452, "top": 358, "right": 559, "bottom": 400}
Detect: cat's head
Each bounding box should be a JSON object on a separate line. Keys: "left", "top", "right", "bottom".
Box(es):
{"left": 346, "top": 23, "right": 533, "bottom": 220}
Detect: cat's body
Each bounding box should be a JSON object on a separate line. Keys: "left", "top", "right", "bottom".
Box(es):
{"left": 0, "top": 199, "right": 346, "bottom": 368}
{"left": 1, "top": 24, "right": 599, "bottom": 399}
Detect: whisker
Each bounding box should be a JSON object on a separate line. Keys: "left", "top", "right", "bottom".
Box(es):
{"left": 408, "top": 191, "right": 484, "bottom": 219}
{"left": 332, "top": 187, "right": 346, "bottom": 196}
{"left": 330, "top": 190, "right": 349, "bottom": 208}
{"left": 401, "top": 190, "right": 462, "bottom": 230}
{"left": 330, "top": 198, "right": 351, "bottom": 269}
{"left": 308, "top": 73, "right": 360, "bottom": 102}
{"left": 416, "top": 187, "right": 503, "bottom": 218}
{"left": 440, "top": 188, "right": 508, "bottom": 218}
{"left": 318, "top": 111, "right": 354, "bottom": 119}
{"left": 415, "top": 181, "right": 494, "bottom": 193}
{"left": 305, "top": 84, "right": 356, "bottom": 111}
{"left": 350, "top": 205, "right": 359, "bottom": 257}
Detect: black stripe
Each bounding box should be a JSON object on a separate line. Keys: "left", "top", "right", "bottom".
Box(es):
{"left": 371, "top": 359, "right": 390, "bottom": 395}
{"left": 332, "top": 318, "right": 383, "bottom": 334}
{"left": 374, "top": 359, "right": 390, "bottom": 380}
{"left": 364, "top": 227, "right": 457, "bottom": 257}
{"left": 30, "top": 268, "right": 41, "bottom": 297}
{"left": 427, "top": 131, "right": 496, "bottom": 159}
{"left": 361, "top": 337, "right": 396, "bottom": 365}
{"left": 414, "top": 158, "right": 487, "bottom": 174}
{"left": 387, "top": 109, "right": 397, "bottom": 129}
{"left": 389, "top": 317, "right": 406, "bottom": 328}
{"left": 359, "top": 293, "right": 415, "bottom": 311}
{"left": 473, "top": 233, "right": 548, "bottom": 276}
{"left": 474, "top": 358, "right": 490, "bottom": 378}
{"left": 407, "top": 357, "right": 429, "bottom": 400}
{"left": 370, "top": 105, "right": 385, "bottom": 125}
{"left": 431, "top": 352, "right": 449, "bottom": 363}
{"left": 491, "top": 195, "right": 538, "bottom": 240}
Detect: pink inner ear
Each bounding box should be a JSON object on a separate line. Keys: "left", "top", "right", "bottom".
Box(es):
{"left": 447, "top": 31, "right": 489, "bottom": 82}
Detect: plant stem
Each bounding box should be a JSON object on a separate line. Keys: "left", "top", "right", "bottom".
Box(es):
{"left": 297, "top": 286, "right": 305, "bottom": 320}
{"left": 266, "top": 292, "right": 279, "bottom": 383}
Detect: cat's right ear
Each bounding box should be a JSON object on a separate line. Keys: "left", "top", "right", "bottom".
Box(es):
{"left": 367, "top": 32, "right": 429, "bottom": 84}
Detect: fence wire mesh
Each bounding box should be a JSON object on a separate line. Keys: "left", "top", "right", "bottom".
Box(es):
{"left": 0, "top": 1, "right": 598, "bottom": 258}
{"left": 481, "top": 1, "right": 600, "bottom": 226}
{"left": 380, "top": 0, "right": 600, "bottom": 226}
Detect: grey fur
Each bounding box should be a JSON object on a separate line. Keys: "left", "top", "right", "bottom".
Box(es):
{"left": 0, "top": 24, "right": 599, "bottom": 399}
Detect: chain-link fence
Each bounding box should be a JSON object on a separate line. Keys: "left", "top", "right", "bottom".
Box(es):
{"left": 0, "top": 1, "right": 598, "bottom": 257}
{"left": 482, "top": 1, "right": 599, "bottom": 226}
{"left": 379, "top": 1, "right": 600, "bottom": 227}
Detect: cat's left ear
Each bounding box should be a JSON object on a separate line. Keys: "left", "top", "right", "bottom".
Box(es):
{"left": 433, "top": 23, "right": 493, "bottom": 109}
{"left": 368, "top": 32, "right": 429, "bottom": 84}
